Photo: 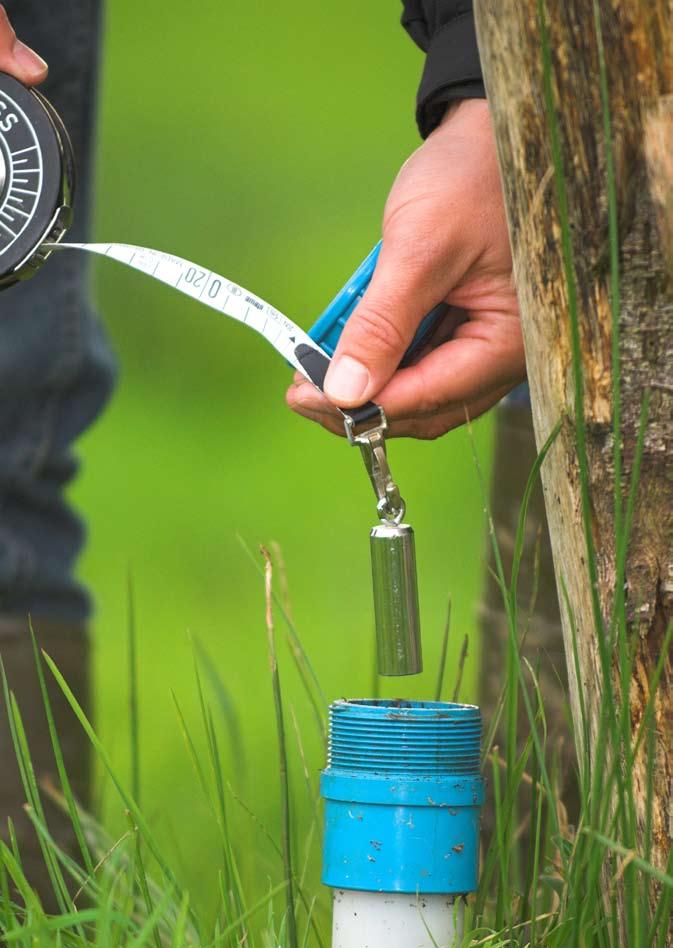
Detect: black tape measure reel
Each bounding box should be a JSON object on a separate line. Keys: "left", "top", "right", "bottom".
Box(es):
{"left": 0, "top": 72, "right": 74, "bottom": 289}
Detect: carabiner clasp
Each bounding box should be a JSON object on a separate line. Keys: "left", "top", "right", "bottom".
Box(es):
{"left": 343, "top": 407, "right": 406, "bottom": 524}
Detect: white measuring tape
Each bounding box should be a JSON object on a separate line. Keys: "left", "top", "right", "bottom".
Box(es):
{"left": 44, "top": 241, "right": 328, "bottom": 382}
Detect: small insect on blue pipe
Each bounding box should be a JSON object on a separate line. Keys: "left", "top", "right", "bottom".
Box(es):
{"left": 321, "top": 699, "right": 484, "bottom": 947}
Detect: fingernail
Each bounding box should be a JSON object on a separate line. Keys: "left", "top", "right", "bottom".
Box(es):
{"left": 13, "top": 41, "right": 48, "bottom": 79}
{"left": 324, "top": 355, "right": 370, "bottom": 404}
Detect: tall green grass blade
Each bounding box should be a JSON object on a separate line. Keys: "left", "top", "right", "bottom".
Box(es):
{"left": 3, "top": 907, "right": 132, "bottom": 941}
{"left": 490, "top": 749, "right": 507, "bottom": 931}
{"left": 41, "top": 652, "right": 189, "bottom": 913}
{"left": 238, "top": 535, "right": 327, "bottom": 739}
{"left": 613, "top": 389, "right": 651, "bottom": 637}
{"left": 536, "top": 0, "right": 603, "bottom": 640}
{"left": 206, "top": 704, "right": 249, "bottom": 936}
{"left": 172, "top": 891, "right": 192, "bottom": 947}
{"left": 0, "top": 840, "right": 43, "bottom": 917}
{"left": 287, "top": 704, "right": 326, "bottom": 948}
{"left": 1, "top": 669, "right": 72, "bottom": 917}
{"left": 226, "top": 783, "right": 282, "bottom": 860}
{"left": 642, "top": 721, "right": 656, "bottom": 939}
{"left": 173, "top": 691, "right": 234, "bottom": 936}
{"left": 127, "top": 572, "right": 141, "bottom": 808}
{"left": 478, "top": 730, "right": 536, "bottom": 918}
{"left": 261, "top": 547, "right": 298, "bottom": 948}
{"left": 528, "top": 732, "right": 545, "bottom": 948}
{"left": 22, "top": 804, "right": 94, "bottom": 897}
{"left": 633, "top": 620, "right": 673, "bottom": 757}
{"left": 504, "top": 419, "right": 560, "bottom": 895}
{"left": 433, "top": 598, "right": 451, "bottom": 702}
{"left": 509, "top": 419, "right": 562, "bottom": 606}
{"left": 650, "top": 843, "right": 673, "bottom": 947}
{"left": 0, "top": 850, "right": 16, "bottom": 938}
{"left": 171, "top": 692, "right": 211, "bottom": 804}
{"left": 370, "top": 639, "right": 380, "bottom": 701}
{"left": 190, "top": 649, "right": 247, "bottom": 932}
{"left": 192, "top": 637, "right": 246, "bottom": 783}
{"left": 27, "top": 623, "right": 94, "bottom": 877}
{"left": 207, "top": 881, "right": 287, "bottom": 947}
{"left": 467, "top": 415, "right": 564, "bottom": 855}
{"left": 125, "top": 811, "right": 161, "bottom": 948}
{"left": 127, "top": 883, "right": 174, "bottom": 948}
{"left": 288, "top": 705, "right": 320, "bottom": 833}
{"left": 6, "top": 818, "right": 21, "bottom": 874}
{"left": 73, "top": 827, "right": 134, "bottom": 906}
{"left": 299, "top": 897, "right": 316, "bottom": 948}
{"left": 561, "top": 578, "right": 590, "bottom": 787}
{"left": 591, "top": 0, "right": 622, "bottom": 550}
{"left": 451, "top": 634, "right": 468, "bottom": 704}
{"left": 585, "top": 829, "right": 673, "bottom": 889}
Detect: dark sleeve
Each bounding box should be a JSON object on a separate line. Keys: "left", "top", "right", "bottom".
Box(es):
{"left": 401, "top": 0, "right": 485, "bottom": 139}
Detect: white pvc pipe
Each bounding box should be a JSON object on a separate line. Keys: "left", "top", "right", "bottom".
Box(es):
{"left": 332, "top": 889, "right": 464, "bottom": 948}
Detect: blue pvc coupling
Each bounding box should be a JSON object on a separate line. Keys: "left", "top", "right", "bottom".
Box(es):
{"left": 321, "top": 699, "right": 484, "bottom": 895}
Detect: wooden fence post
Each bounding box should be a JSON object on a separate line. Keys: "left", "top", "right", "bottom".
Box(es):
{"left": 475, "top": 0, "right": 673, "bottom": 931}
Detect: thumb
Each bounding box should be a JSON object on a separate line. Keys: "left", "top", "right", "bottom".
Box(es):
{"left": 0, "top": 6, "right": 48, "bottom": 85}
{"left": 322, "top": 243, "right": 445, "bottom": 408}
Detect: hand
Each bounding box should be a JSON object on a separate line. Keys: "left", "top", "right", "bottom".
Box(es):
{"left": 286, "top": 99, "right": 524, "bottom": 439}
{"left": 0, "top": 5, "right": 48, "bottom": 85}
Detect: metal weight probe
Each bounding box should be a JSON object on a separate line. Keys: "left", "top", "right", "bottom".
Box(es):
{"left": 308, "top": 243, "right": 467, "bottom": 677}
{"left": 292, "top": 340, "right": 424, "bottom": 678}
{"left": 306, "top": 244, "right": 454, "bottom": 678}
{"left": 344, "top": 409, "right": 422, "bottom": 677}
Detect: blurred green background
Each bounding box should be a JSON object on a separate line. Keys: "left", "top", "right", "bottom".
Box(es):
{"left": 72, "top": 0, "right": 493, "bottom": 920}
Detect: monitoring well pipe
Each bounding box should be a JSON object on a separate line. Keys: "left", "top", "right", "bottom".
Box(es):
{"left": 321, "top": 699, "right": 484, "bottom": 948}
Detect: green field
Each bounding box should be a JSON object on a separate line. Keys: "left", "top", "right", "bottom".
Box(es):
{"left": 71, "top": 0, "right": 493, "bottom": 915}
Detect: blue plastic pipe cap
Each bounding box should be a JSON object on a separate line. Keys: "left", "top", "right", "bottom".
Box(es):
{"left": 321, "top": 699, "right": 484, "bottom": 895}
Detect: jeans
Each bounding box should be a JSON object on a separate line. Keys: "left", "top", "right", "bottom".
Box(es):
{"left": 0, "top": 0, "right": 115, "bottom": 622}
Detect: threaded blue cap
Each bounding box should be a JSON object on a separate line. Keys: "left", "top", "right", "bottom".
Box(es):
{"left": 321, "top": 699, "right": 484, "bottom": 895}
{"left": 328, "top": 699, "right": 481, "bottom": 776}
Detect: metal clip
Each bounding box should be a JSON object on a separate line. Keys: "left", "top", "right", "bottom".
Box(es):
{"left": 343, "top": 408, "right": 406, "bottom": 523}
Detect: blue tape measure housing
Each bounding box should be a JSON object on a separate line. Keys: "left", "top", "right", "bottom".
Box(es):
{"left": 309, "top": 241, "right": 445, "bottom": 364}
{"left": 309, "top": 242, "right": 382, "bottom": 357}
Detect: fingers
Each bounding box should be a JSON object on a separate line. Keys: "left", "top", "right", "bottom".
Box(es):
{"left": 289, "top": 314, "right": 525, "bottom": 423}
{"left": 287, "top": 376, "right": 512, "bottom": 440}
{"left": 374, "top": 314, "right": 524, "bottom": 420}
{"left": 385, "top": 387, "right": 511, "bottom": 439}
{"left": 286, "top": 375, "right": 334, "bottom": 418}
{"left": 321, "top": 236, "right": 466, "bottom": 409}
{"left": 287, "top": 357, "right": 519, "bottom": 439}
{"left": 0, "top": 6, "right": 48, "bottom": 85}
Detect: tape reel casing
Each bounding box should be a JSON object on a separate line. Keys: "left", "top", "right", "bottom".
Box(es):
{"left": 0, "top": 72, "right": 74, "bottom": 289}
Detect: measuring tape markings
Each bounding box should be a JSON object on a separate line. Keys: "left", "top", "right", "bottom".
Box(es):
{"left": 0, "top": 70, "right": 376, "bottom": 422}
{"left": 45, "top": 241, "right": 330, "bottom": 385}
